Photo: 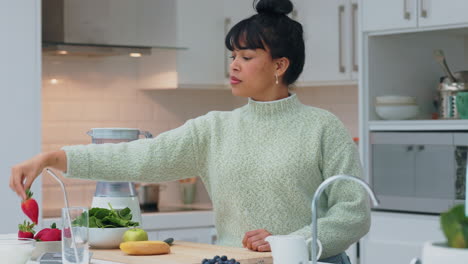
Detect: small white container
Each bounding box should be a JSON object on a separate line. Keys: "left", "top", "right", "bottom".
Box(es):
{"left": 89, "top": 227, "right": 130, "bottom": 249}
{"left": 375, "top": 95, "right": 417, "bottom": 105}
{"left": 375, "top": 104, "right": 419, "bottom": 120}
{"left": 31, "top": 241, "right": 61, "bottom": 260}
{"left": 0, "top": 238, "right": 35, "bottom": 264}
{"left": 422, "top": 241, "right": 468, "bottom": 264}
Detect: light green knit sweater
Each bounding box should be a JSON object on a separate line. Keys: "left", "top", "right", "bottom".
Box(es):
{"left": 62, "top": 94, "right": 370, "bottom": 258}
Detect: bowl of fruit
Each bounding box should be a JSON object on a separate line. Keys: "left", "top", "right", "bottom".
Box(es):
{"left": 17, "top": 189, "right": 62, "bottom": 260}
{"left": 30, "top": 223, "right": 62, "bottom": 260}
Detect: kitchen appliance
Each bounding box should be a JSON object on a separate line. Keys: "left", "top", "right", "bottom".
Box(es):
{"left": 88, "top": 128, "right": 153, "bottom": 225}
{"left": 41, "top": 0, "right": 179, "bottom": 57}
{"left": 433, "top": 50, "right": 468, "bottom": 119}
{"left": 136, "top": 183, "right": 164, "bottom": 212}
{"left": 370, "top": 131, "right": 467, "bottom": 214}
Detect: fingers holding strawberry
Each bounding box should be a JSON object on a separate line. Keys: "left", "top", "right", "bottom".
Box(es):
{"left": 9, "top": 154, "right": 46, "bottom": 200}
{"left": 21, "top": 189, "right": 39, "bottom": 225}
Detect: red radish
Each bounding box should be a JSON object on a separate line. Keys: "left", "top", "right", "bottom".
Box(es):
{"left": 34, "top": 223, "right": 61, "bottom": 241}
{"left": 18, "top": 220, "right": 35, "bottom": 239}
{"left": 21, "top": 189, "right": 39, "bottom": 224}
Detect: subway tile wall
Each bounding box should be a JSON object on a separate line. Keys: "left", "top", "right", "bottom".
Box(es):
{"left": 41, "top": 55, "right": 358, "bottom": 217}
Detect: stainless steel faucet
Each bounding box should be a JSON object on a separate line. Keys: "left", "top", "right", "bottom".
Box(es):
{"left": 311, "top": 175, "right": 380, "bottom": 264}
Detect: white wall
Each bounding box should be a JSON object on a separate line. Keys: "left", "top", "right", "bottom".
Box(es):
{"left": 0, "top": 1, "right": 42, "bottom": 232}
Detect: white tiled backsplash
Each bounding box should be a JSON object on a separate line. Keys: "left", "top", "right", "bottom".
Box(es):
{"left": 41, "top": 55, "right": 358, "bottom": 217}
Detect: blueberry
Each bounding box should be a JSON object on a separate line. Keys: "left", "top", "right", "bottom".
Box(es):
{"left": 221, "top": 256, "right": 228, "bottom": 261}
{"left": 229, "top": 259, "right": 236, "bottom": 264}
{"left": 214, "top": 255, "right": 220, "bottom": 259}
{"left": 201, "top": 259, "right": 208, "bottom": 264}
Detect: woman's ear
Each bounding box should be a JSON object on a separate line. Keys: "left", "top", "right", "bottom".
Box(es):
{"left": 274, "top": 57, "right": 290, "bottom": 77}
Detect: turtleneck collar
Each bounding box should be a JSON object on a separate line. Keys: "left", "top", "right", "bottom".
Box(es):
{"left": 244, "top": 93, "right": 302, "bottom": 119}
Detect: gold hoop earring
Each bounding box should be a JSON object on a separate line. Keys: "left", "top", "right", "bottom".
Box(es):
{"left": 275, "top": 74, "right": 279, "bottom": 85}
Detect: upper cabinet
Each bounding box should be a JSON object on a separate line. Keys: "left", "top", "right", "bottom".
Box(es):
{"left": 418, "top": 0, "right": 468, "bottom": 28}
{"left": 174, "top": 0, "right": 226, "bottom": 89}
{"left": 301, "top": 0, "right": 358, "bottom": 86}
{"left": 361, "top": 0, "right": 468, "bottom": 33}
{"left": 361, "top": 0, "right": 417, "bottom": 32}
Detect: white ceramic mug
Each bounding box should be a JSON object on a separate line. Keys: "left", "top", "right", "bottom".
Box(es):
{"left": 265, "top": 235, "right": 323, "bottom": 264}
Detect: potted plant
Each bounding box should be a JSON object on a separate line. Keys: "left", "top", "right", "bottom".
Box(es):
{"left": 421, "top": 204, "right": 468, "bottom": 264}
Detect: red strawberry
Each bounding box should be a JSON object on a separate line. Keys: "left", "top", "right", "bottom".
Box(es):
{"left": 21, "top": 189, "right": 39, "bottom": 224}
{"left": 35, "top": 223, "right": 61, "bottom": 242}
{"left": 18, "top": 220, "right": 35, "bottom": 239}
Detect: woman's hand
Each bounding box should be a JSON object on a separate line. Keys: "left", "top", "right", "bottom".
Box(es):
{"left": 242, "top": 229, "right": 272, "bottom": 252}
{"left": 9, "top": 150, "right": 67, "bottom": 200}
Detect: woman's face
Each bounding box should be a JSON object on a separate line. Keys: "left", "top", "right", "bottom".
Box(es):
{"left": 229, "top": 48, "right": 282, "bottom": 100}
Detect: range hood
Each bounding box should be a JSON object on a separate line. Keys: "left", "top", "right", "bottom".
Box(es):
{"left": 42, "top": 0, "right": 183, "bottom": 57}
{"left": 42, "top": 41, "right": 153, "bottom": 58}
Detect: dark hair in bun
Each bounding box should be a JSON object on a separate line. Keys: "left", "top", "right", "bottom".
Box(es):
{"left": 255, "top": 0, "right": 293, "bottom": 15}
{"left": 225, "top": 0, "right": 305, "bottom": 85}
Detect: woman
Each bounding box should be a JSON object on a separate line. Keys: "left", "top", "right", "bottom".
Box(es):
{"left": 10, "top": 0, "right": 369, "bottom": 263}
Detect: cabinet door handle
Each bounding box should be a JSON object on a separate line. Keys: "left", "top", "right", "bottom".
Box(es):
{"left": 338, "top": 5, "right": 346, "bottom": 73}
{"left": 291, "top": 9, "right": 298, "bottom": 20}
{"left": 403, "top": 0, "right": 411, "bottom": 20}
{"left": 224, "top": 17, "right": 232, "bottom": 79}
{"left": 352, "top": 3, "right": 358, "bottom": 72}
{"left": 211, "top": 234, "right": 218, "bottom": 245}
{"left": 420, "top": 0, "right": 428, "bottom": 18}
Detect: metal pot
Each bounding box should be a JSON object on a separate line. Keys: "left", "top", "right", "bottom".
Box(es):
{"left": 433, "top": 50, "right": 468, "bottom": 119}
{"left": 136, "top": 183, "right": 163, "bottom": 212}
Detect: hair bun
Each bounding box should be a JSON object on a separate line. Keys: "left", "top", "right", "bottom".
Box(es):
{"left": 255, "top": 0, "right": 293, "bottom": 16}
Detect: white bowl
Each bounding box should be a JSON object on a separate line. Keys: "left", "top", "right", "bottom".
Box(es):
{"left": 375, "top": 104, "right": 419, "bottom": 120}
{"left": 89, "top": 227, "right": 130, "bottom": 249}
{"left": 31, "top": 241, "right": 61, "bottom": 260}
{"left": 375, "top": 95, "right": 417, "bottom": 105}
{"left": 0, "top": 238, "right": 35, "bottom": 264}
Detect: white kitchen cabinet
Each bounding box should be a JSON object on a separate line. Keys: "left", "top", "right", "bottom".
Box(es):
{"left": 361, "top": 0, "right": 468, "bottom": 33}
{"left": 301, "top": 0, "right": 358, "bottom": 86}
{"left": 147, "top": 227, "right": 217, "bottom": 244}
{"left": 139, "top": 0, "right": 227, "bottom": 89}
{"left": 361, "top": 212, "right": 444, "bottom": 264}
{"left": 0, "top": 0, "right": 42, "bottom": 232}
{"left": 361, "top": 0, "right": 417, "bottom": 32}
{"left": 417, "top": 0, "right": 468, "bottom": 28}
{"left": 174, "top": 0, "right": 226, "bottom": 89}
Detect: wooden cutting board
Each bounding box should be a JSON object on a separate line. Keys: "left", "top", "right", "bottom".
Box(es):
{"left": 92, "top": 241, "right": 273, "bottom": 264}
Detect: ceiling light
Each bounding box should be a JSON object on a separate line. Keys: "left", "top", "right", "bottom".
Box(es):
{"left": 129, "top": 53, "right": 142, "bottom": 58}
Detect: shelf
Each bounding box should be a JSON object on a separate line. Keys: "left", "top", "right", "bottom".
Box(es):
{"left": 368, "top": 120, "right": 468, "bottom": 131}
